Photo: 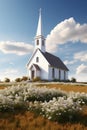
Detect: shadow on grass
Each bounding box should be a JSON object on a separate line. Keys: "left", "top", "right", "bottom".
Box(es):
{"left": 55, "top": 113, "right": 87, "bottom": 126}
{"left": 0, "top": 109, "right": 87, "bottom": 127}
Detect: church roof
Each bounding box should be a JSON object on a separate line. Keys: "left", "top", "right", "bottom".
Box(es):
{"left": 30, "top": 63, "right": 41, "bottom": 70}
{"left": 41, "top": 51, "right": 69, "bottom": 71}
{"left": 27, "top": 48, "right": 69, "bottom": 71}
{"left": 33, "top": 64, "right": 41, "bottom": 70}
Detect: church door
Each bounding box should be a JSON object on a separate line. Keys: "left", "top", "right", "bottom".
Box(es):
{"left": 31, "top": 70, "right": 35, "bottom": 79}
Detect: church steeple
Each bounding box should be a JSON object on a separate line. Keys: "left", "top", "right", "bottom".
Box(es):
{"left": 36, "top": 8, "right": 43, "bottom": 36}
{"left": 35, "top": 9, "right": 45, "bottom": 53}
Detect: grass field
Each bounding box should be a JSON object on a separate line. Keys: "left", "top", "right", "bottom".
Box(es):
{"left": 0, "top": 82, "right": 87, "bottom": 130}
{"left": 0, "top": 110, "right": 87, "bottom": 130}
{"left": 37, "top": 82, "right": 87, "bottom": 92}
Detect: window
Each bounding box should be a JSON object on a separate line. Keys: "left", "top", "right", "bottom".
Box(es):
{"left": 52, "top": 68, "right": 55, "bottom": 79}
{"left": 42, "top": 40, "right": 44, "bottom": 46}
{"left": 36, "top": 57, "right": 39, "bottom": 62}
{"left": 64, "top": 71, "right": 66, "bottom": 80}
{"left": 37, "top": 40, "right": 39, "bottom": 45}
{"left": 59, "top": 70, "right": 61, "bottom": 80}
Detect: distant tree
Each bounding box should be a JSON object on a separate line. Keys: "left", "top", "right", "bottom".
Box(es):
{"left": 71, "top": 77, "right": 76, "bottom": 82}
{"left": 4, "top": 78, "right": 10, "bottom": 82}
{"left": 15, "top": 78, "right": 21, "bottom": 82}
{"left": 21, "top": 76, "right": 28, "bottom": 81}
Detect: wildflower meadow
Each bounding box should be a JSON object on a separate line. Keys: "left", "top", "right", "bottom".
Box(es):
{"left": 0, "top": 83, "right": 87, "bottom": 130}
{"left": 0, "top": 83, "right": 87, "bottom": 124}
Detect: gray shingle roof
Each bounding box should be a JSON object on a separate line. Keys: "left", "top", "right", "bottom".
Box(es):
{"left": 30, "top": 64, "right": 41, "bottom": 70}
{"left": 41, "top": 51, "right": 69, "bottom": 71}
{"left": 33, "top": 64, "right": 41, "bottom": 70}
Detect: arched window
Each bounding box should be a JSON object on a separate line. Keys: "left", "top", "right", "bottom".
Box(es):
{"left": 37, "top": 40, "right": 39, "bottom": 45}
{"left": 36, "top": 57, "right": 39, "bottom": 62}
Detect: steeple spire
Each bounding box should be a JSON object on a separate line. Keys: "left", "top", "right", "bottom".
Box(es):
{"left": 35, "top": 9, "right": 46, "bottom": 53}
{"left": 36, "top": 8, "right": 43, "bottom": 36}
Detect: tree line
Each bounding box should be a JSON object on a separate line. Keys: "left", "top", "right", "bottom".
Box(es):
{"left": 3, "top": 77, "right": 76, "bottom": 83}
{"left": 4, "top": 76, "right": 29, "bottom": 82}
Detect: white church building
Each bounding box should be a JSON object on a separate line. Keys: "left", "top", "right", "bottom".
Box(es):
{"left": 27, "top": 10, "right": 69, "bottom": 81}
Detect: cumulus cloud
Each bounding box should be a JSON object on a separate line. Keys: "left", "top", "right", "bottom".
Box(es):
{"left": 4, "top": 69, "right": 18, "bottom": 75}
{"left": 69, "top": 64, "right": 87, "bottom": 82}
{"left": 73, "top": 64, "right": 87, "bottom": 82}
{"left": 0, "top": 41, "right": 34, "bottom": 55}
{"left": 76, "top": 64, "right": 87, "bottom": 74}
{"left": 74, "top": 51, "right": 87, "bottom": 62}
{"left": 64, "top": 60, "right": 76, "bottom": 65}
{"left": 76, "top": 75, "right": 87, "bottom": 82}
{"left": 69, "top": 74, "right": 87, "bottom": 82}
{"left": 46, "top": 17, "right": 87, "bottom": 52}
{"left": 0, "top": 68, "right": 20, "bottom": 81}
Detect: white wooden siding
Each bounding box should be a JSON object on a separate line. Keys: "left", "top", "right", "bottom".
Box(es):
{"left": 27, "top": 50, "right": 49, "bottom": 80}
{"left": 48, "top": 67, "right": 68, "bottom": 80}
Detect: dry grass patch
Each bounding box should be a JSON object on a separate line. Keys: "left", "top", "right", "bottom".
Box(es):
{"left": 0, "top": 110, "right": 87, "bottom": 130}
{"left": 37, "top": 83, "right": 87, "bottom": 93}
{"left": 0, "top": 86, "right": 6, "bottom": 89}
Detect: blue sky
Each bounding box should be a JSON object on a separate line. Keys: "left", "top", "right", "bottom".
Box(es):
{"left": 0, "top": 0, "right": 87, "bottom": 81}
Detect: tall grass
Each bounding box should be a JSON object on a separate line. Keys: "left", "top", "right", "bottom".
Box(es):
{"left": 0, "top": 110, "right": 87, "bottom": 130}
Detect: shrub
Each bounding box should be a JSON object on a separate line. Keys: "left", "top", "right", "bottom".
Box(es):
{"left": 53, "top": 79, "right": 60, "bottom": 82}
{"left": 66, "top": 79, "right": 71, "bottom": 82}
{"left": 71, "top": 77, "right": 76, "bottom": 82}
{"left": 32, "top": 77, "right": 41, "bottom": 82}
{"left": 15, "top": 78, "right": 21, "bottom": 82}
{"left": 21, "top": 76, "right": 28, "bottom": 81}
{"left": 28, "top": 97, "right": 82, "bottom": 123}
{"left": 4, "top": 78, "right": 10, "bottom": 82}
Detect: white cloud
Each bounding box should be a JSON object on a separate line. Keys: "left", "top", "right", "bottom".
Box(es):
{"left": 4, "top": 69, "right": 18, "bottom": 75}
{"left": 9, "top": 62, "right": 14, "bottom": 65}
{"left": 0, "top": 68, "right": 19, "bottom": 81}
{"left": 68, "top": 64, "right": 87, "bottom": 82}
{"left": 0, "top": 41, "right": 34, "bottom": 55}
{"left": 76, "top": 75, "right": 87, "bottom": 82}
{"left": 76, "top": 64, "right": 87, "bottom": 74}
{"left": 64, "top": 60, "right": 76, "bottom": 65}
{"left": 46, "top": 42, "right": 58, "bottom": 53}
{"left": 74, "top": 51, "right": 87, "bottom": 62}
{"left": 46, "top": 17, "right": 87, "bottom": 52}
{"left": 69, "top": 74, "right": 87, "bottom": 82}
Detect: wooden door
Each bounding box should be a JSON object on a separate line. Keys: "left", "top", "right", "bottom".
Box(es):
{"left": 31, "top": 70, "right": 35, "bottom": 79}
